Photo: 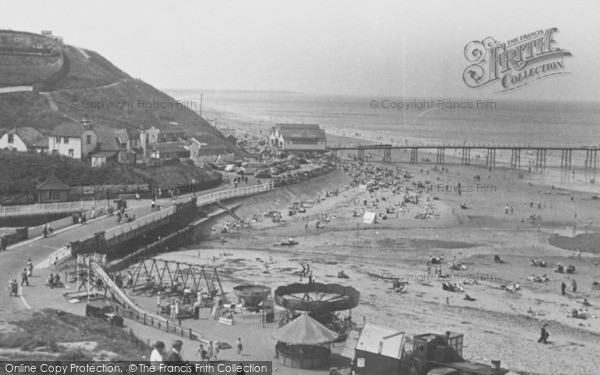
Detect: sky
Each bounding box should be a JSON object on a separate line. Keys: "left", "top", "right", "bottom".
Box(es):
{"left": 1, "top": 0, "right": 599, "bottom": 101}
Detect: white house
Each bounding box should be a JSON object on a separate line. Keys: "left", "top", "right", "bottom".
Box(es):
{"left": 0, "top": 127, "right": 48, "bottom": 153}
{"left": 269, "top": 123, "right": 327, "bottom": 151}
{"left": 48, "top": 122, "right": 97, "bottom": 159}
{"left": 147, "top": 124, "right": 186, "bottom": 144}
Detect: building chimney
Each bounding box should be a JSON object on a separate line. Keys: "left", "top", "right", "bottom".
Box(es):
{"left": 491, "top": 360, "right": 501, "bottom": 374}
{"left": 139, "top": 124, "right": 148, "bottom": 164}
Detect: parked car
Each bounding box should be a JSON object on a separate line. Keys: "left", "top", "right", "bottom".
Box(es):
{"left": 225, "top": 164, "right": 238, "bottom": 172}
{"left": 255, "top": 169, "right": 272, "bottom": 178}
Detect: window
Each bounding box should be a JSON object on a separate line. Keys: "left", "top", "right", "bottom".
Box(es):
{"left": 86, "top": 134, "right": 92, "bottom": 145}
{"left": 49, "top": 191, "right": 61, "bottom": 201}
{"left": 64, "top": 137, "right": 69, "bottom": 144}
{"left": 7, "top": 134, "right": 14, "bottom": 144}
{"left": 68, "top": 149, "right": 74, "bottom": 157}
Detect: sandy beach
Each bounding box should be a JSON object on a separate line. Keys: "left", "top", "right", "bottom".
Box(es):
{"left": 122, "top": 122, "right": 600, "bottom": 375}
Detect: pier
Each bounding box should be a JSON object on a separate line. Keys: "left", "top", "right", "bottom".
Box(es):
{"left": 329, "top": 144, "right": 599, "bottom": 169}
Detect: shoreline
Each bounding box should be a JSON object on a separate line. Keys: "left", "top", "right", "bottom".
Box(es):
{"left": 134, "top": 159, "right": 600, "bottom": 374}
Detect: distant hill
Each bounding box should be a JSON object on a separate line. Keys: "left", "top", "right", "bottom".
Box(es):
{"left": 0, "top": 30, "right": 236, "bottom": 153}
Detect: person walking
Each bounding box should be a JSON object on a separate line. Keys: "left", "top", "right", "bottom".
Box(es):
{"left": 207, "top": 341, "right": 214, "bottom": 360}
{"left": 196, "top": 344, "right": 207, "bottom": 360}
{"left": 20, "top": 268, "right": 29, "bottom": 286}
{"left": 561, "top": 281, "right": 566, "bottom": 295}
{"left": 572, "top": 279, "right": 577, "bottom": 293}
{"left": 150, "top": 341, "right": 165, "bottom": 367}
{"left": 211, "top": 341, "right": 219, "bottom": 360}
{"left": 26, "top": 259, "right": 33, "bottom": 277}
{"left": 537, "top": 324, "right": 549, "bottom": 344}
{"left": 165, "top": 340, "right": 184, "bottom": 362}
{"left": 236, "top": 337, "right": 243, "bottom": 356}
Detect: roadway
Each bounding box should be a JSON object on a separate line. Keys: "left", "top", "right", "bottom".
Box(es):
{"left": 0, "top": 180, "right": 232, "bottom": 311}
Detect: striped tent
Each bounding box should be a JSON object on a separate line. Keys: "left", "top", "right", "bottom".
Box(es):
{"left": 272, "top": 313, "right": 339, "bottom": 345}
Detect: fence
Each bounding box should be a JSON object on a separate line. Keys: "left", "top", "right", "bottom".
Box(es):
{"left": 113, "top": 305, "right": 201, "bottom": 341}
{"left": 104, "top": 184, "right": 272, "bottom": 241}
{"left": 0, "top": 85, "right": 33, "bottom": 94}
{"left": 196, "top": 183, "right": 272, "bottom": 206}
{"left": 225, "top": 308, "right": 286, "bottom": 325}
{"left": 0, "top": 200, "right": 96, "bottom": 217}
{"left": 104, "top": 205, "right": 175, "bottom": 240}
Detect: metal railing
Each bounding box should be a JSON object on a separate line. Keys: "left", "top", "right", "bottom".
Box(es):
{"left": 196, "top": 183, "right": 272, "bottom": 206}
{"left": 104, "top": 205, "right": 175, "bottom": 240}
{"left": 103, "top": 183, "right": 272, "bottom": 241}
{"left": 0, "top": 201, "right": 96, "bottom": 217}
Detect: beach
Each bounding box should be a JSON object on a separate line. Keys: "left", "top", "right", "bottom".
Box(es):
{"left": 125, "top": 127, "right": 600, "bottom": 374}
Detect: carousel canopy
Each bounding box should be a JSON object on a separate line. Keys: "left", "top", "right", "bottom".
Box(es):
{"left": 272, "top": 313, "right": 339, "bottom": 345}
{"left": 275, "top": 282, "right": 360, "bottom": 312}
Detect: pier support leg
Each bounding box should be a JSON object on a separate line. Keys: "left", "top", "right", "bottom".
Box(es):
{"left": 543, "top": 149, "right": 546, "bottom": 168}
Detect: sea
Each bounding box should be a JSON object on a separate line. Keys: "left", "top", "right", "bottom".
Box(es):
{"left": 166, "top": 90, "right": 600, "bottom": 192}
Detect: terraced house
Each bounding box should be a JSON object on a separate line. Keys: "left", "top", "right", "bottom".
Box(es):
{"left": 48, "top": 122, "right": 97, "bottom": 159}
{"left": 0, "top": 127, "right": 48, "bottom": 153}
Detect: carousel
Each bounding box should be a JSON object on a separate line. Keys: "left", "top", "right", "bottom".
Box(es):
{"left": 273, "top": 282, "right": 360, "bottom": 369}
{"left": 272, "top": 313, "right": 339, "bottom": 369}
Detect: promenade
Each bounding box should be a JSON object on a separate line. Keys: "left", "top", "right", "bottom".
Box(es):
{"left": 0, "top": 180, "right": 235, "bottom": 311}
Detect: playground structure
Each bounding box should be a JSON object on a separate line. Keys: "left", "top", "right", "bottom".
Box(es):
{"left": 218, "top": 284, "right": 282, "bottom": 326}
{"left": 274, "top": 282, "right": 360, "bottom": 369}
{"left": 274, "top": 282, "right": 360, "bottom": 312}
{"left": 65, "top": 256, "right": 216, "bottom": 343}
{"left": 127, "top": 258, "right": 225, "bottom": 299}
{"left": 233, "top": 284, "right": 272, "bottom": 311}
{"left": 72, "top": 253, "right": 108, "bottom": 297}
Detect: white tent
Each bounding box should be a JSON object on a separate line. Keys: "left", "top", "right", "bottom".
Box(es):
{"left": 363, "top": 211, "right": 377, "bottom": 224}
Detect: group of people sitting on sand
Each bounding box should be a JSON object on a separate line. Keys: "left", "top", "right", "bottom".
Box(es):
{"left": 555, "top": 264, "right": 576, "bottom": 274}
{"left": 531, "top": 259, "right": 547, "bottom": 267}
{"left": 528, "top": 274, "right": 550, "bottom": 282}
{"left": 571, "top": 308, "right": 593, "bottom": 320}
{"left": 502, "top": 283, "right": 521, "bottom": 293}
{"left": 442, "top": 282, "right": 464, "bottom": 292}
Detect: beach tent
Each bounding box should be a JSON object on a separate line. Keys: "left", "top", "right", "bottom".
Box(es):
{"left": 272, "top": 313, "right": 339, "bottom": 345}
{"left": 363, "top": 211, "right": 377, "bottom": 224}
